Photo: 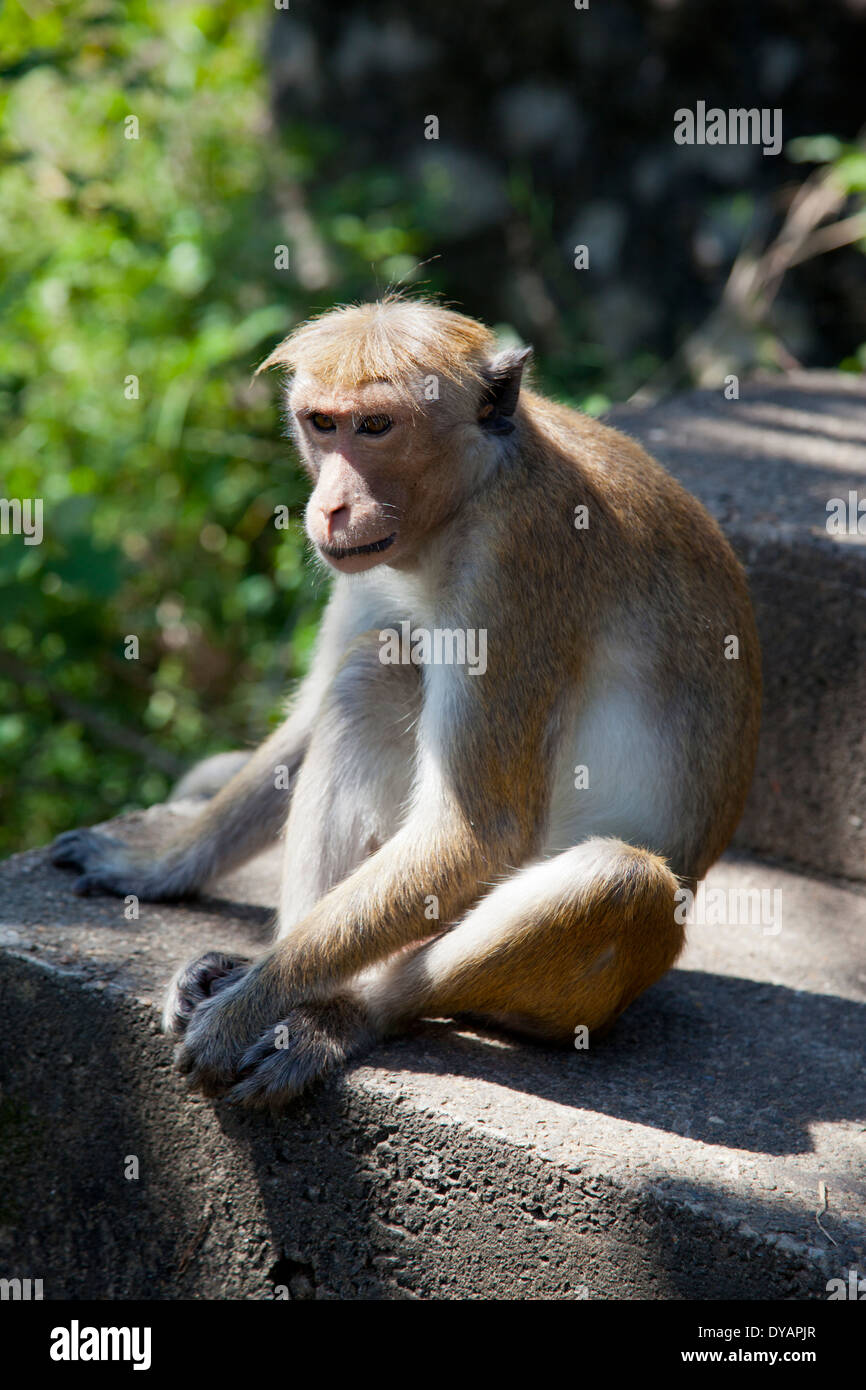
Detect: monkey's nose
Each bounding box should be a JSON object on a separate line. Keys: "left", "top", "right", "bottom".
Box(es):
{"left": 323, "top": 505, "right": 350, "bottom": 540}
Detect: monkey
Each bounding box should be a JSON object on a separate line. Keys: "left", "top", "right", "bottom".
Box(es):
{"left": 50, "top": 294, "right": 762, "bottom": 1107}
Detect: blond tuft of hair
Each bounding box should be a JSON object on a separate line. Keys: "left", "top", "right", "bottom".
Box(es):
{"left": 255, "top": 294, "right": 496, "bottom": 398}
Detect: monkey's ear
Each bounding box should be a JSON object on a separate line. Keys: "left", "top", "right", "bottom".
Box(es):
{"left": 478, "top": 346, "right": 533, "bottom": 433}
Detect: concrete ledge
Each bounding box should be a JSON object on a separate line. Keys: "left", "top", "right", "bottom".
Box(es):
{"left": 1, "top": 805, "right": 864, "bottom": 1299}
{"left": 607, "top": 371, "right": 866, "bottom": 881}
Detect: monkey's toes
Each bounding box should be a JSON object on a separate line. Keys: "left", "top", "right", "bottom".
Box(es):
{"left": 162, "top": 950, "right": 251, "bottom": 1036}
{"left": 50, "top": 827, "right": 123, "bottom": 870}
{"left": 49, "top": 827, "right": 137, "bottom": 896}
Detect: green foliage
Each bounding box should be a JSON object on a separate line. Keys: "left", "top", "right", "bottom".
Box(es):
{"left": 0, "top": 2, "right": 624, "bottom": 857}
{"left": 787, "top": 133, "right": 866, "bottom": 373}
{"left": 788, "top": 135, "right": 866, "bottom": 196}
{"left": 0, "top": 1, "right": 336, "bottom": 854}
{"left": 4, "top": 5, "right": 858, "bottom": 858}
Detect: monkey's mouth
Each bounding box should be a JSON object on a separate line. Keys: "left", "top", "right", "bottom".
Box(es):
{"left": 319, "top": 532, "right": 397, "bottom": 560}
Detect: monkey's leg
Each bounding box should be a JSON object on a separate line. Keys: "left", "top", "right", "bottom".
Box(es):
{"left": 225, "top": 838, "right": 683, "bottom": 1107}
{"left": 364, "top": 837, "right": 684, "bottom": 1040}
{"left": 49, "top": 720, "right": 308, "bottom": 901}
{"left": 49, "top": 582, "right": 385, "bottom": 901}
{"left": 168, "top": 750, "right": 252, "bottom": 802}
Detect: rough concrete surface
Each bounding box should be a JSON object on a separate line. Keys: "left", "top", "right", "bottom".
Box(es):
{"left": 608, "top": 372, "right": 866, "bottom": 882}
{"left": 0, "top": 803, "right": 864, "bottom": 1300}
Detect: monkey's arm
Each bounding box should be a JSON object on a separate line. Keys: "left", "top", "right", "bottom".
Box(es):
{"left": 175, "top": 661, "right": 558, "bottom": 1092}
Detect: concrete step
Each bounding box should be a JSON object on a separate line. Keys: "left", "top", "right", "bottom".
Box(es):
{"left": 0, "top": 801, "right": 863, "bottom": 1299}
{"left": 607, "top": 370, "right": 866, "bottom": 882}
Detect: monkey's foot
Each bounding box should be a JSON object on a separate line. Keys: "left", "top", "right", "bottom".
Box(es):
{"left": 50, "top": 822, "right": 162, "bottom": 900}
{"left": 50, "top": 827, "right": 134, "bottom": 896}
{"left": 50, "top": 826, "right": 195, "bottom": 900}
{"left": 162, "top": 951, "right": 252, "bottom": 1036}
{"left": 226, "top": 997, "right": 377, "bottom": 1110}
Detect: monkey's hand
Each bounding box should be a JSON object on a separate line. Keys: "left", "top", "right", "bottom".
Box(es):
{"left": 50, "top": 827, "right": 193, "bottom": 900}
{"left": 227, "top": 997, "right": 376, "bottom": 1109}
{"left": 170, "top": 954, "right": 374, "bottom": 1106}
{"left": 171, "top": 956, "right": 287, "bottom": 1096}
{"left": 162, "top": 950, "right": 253, "bottom": 1036}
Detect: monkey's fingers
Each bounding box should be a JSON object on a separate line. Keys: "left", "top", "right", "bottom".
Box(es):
{"left": 162, "top": 950, "right": 252, "bottom": 1036}
{"left": 173, "top": 1044, "right": 236, "bottom": 1098}
{"left": 173, "top": 986, "right": 254, "bottom": 1096}
{"left": 226, "top": 999, "right": 375, "bottom": 1109}
{"left": 174, "top": 1031, "right": 232, "bottom": 1087}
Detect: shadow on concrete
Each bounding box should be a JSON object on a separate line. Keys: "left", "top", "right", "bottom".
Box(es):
{"left": 620, "top": 1175, "right": 855, "bottom": 1300}
{"left": 373, "top": 968, "right": 865, "bottom": 1158}
{"left": 3, "top": 951, "right": 861, "bottom": 1298}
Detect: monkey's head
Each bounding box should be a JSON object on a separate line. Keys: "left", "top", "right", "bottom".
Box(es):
{"left": 257, "top": 296, "right": 531, "bottom": 574}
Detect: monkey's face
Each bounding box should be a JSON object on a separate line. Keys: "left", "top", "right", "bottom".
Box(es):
{"left": 289, "top": 377, "right": 458, "bottom": 574}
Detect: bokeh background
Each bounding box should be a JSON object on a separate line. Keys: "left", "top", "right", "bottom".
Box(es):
{"left": 2, "top": 0, "right": 865, "bottom": 855}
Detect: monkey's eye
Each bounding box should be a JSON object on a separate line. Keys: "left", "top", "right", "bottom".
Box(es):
{"left": 357, "top": 415, "right": 392, "bottom": 436}
{"left": 308, "top": 412, "right": 336, "bottom": 432}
